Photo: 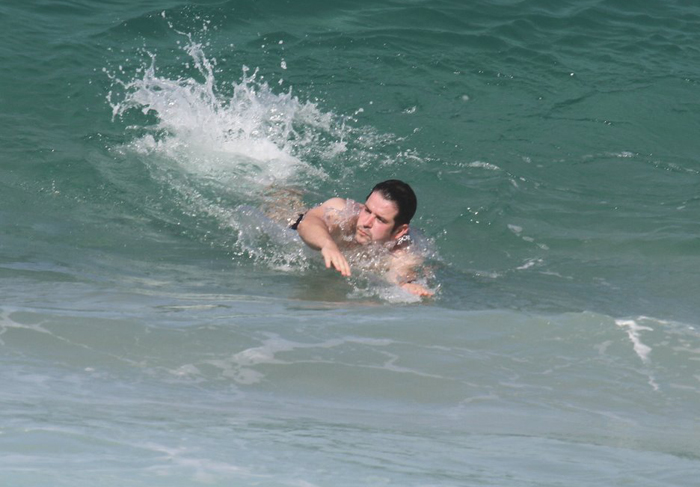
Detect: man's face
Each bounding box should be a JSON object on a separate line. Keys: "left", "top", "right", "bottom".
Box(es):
{"left": 355, "top": 191, "right": 408, "bottom": 245}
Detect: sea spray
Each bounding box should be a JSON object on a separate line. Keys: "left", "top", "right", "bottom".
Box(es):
{"left": 107, "top": 47, "right": 331, "bottom": 191}
{"left": 105, "top": 38, "right": 347, "bottom": 270}
{"left": 106, "top": 34, "right": 437, "bottom": 300}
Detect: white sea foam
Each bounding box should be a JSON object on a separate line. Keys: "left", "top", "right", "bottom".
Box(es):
{"left": 468, "top": 161, "right": 500, "bottom": 171}
{"left": 516, "top": 258, "right": 542, "bottom": 271}
{"left": 507, "top": 224, "right": 549, "bottom": 251}
{"left": 616, "top": 318, "right": 653, "bottom": 363}
{"left": 0, "top": 308, "right": 52, "bottom": 346}
{"left": 141, "top": 441, "right": 256, "bottom": 483}
{"left": 205, "top": 334, "right": 411, "bottom": 384}
{"left": 507, "top": 224, "right": 522, "bottom": 235}
{"left": 611, "top": 151, "right": 635, "bottom": 158}
{"left": 615, "top": 317, "right": 659, "bottom": 391}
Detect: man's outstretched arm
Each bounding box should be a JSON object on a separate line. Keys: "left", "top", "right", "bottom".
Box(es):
{"left": 386, "top": 251, "right": 434, "bottom": 297}
{"left": 296, "top": 198, "right": 352, "bottom": 277}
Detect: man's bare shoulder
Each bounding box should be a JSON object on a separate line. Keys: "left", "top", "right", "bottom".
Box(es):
{"left": 390, "top": 244, "right": 423, "bottom": 265}
{"left": 303, "top": 197, "right": 347, "bottom": 221}
{"left": 302, "top": 197, "right": 344, "bottom": 214}
{"left": 319, "top": 197, "right": 348, "bottom": 211}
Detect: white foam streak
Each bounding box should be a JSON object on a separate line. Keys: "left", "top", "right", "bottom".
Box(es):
{"left": 206, "top": 335, "right": 396, "bottom": 384}
{"left": 616, "top": 319, "right": 652, "bottom": 364}
{"left": 468, "top": 161, "right": 500, "bottom": 171}
{"left": 616, "top": 318, "right": 659, "bottom": 391}
{"left": 0, "top": 308, "right": 52, "bottom": 346}
{"left": 140, "top": 441, "right": 259, "bottom": 483}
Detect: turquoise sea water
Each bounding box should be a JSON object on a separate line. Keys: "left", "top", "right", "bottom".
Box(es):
{"left": 1, "top": 0, "right": 699, "bottom": 485}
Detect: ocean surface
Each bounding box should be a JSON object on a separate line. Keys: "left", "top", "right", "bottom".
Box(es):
{"left": 1, "top": 0, "right": 699, "bottom": 485}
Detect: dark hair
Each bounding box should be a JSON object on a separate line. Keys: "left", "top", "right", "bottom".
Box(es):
{"left": 367, "top": 180, "right": 417, "bottom": 228}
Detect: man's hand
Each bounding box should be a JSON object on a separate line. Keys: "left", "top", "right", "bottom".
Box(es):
{"left": 400, "top": 282, "right": 434, "bottom": 297}
{"left": 321, "top": 243, "right": 351, "bottom": 277}
{"left": 297, "top": 198, "right": 354, "bottom": 277}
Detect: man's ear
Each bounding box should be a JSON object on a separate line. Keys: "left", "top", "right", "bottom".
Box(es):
{"left": 392, "top": 224, "right": 409, "bottom": 240}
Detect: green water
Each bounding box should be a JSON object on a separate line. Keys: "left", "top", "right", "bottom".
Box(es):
{"left": 1, "top": 0, "right": 699, "bottom": 485}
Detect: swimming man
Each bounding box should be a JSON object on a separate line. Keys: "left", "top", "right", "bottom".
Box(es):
{"left": 294, "top": 180, "right": 433, "bottom": 297}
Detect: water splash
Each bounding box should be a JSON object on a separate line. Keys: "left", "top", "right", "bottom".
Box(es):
{"left": 105, "top": 36, "right": 354, "bottom": 271}
{"left": 105, "top": 34, "right": 436, "bottom": 301}
{"left": 107, "top": 41, "right": 342, "bottom": 194}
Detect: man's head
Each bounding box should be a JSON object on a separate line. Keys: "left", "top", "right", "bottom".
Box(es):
{"left": 355, "top": 180, "right": 417, "bottom": 245}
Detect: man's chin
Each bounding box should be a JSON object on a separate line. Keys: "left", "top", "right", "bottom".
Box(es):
{"left": 354, "top": 231, "right": 371, "bottom": 245}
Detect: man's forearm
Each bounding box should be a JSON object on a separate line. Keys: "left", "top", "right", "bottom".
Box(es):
{"left": 297, "top": 215, "right": 336, "bottom": 251}
{"left": 297, "top": 214, "right": 351, "bottom": 276}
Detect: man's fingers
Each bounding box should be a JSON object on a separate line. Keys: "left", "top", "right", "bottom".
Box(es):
{"left": 322, "top": 248, "right": 351, "bottom": 277}
{"left": 401, "top": 282, "right": 434, "bottom": 297}
{"left": 332, "top": 255, "right": 351, "bottom": 277}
